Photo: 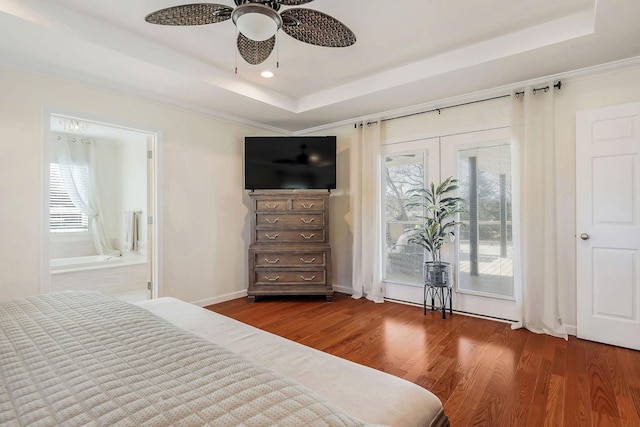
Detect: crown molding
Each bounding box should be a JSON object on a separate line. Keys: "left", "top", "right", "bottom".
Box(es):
{"left": 296, "top": 56, "right": 640, "bottom": 135}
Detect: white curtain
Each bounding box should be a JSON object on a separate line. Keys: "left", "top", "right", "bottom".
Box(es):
{"left": 52, "top": 137, "right": 121, "bottom": 257}
{"left": 351, "top": 120, "right": 384, "bottom": 302}
{"left": 511, "top": 85, "right": 567, "bottom": 339}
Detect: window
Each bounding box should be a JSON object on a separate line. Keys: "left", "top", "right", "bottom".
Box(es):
{"left": 457, "top": 143, "right": 514, "bottom": 298}
{"left": 382, "top": 152, "right": 425, "bottom": 284}
{"left": 50, "top": 163, "right": 89, "bottom": 232}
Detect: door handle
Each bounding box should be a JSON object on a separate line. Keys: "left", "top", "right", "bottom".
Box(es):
{"left": 580, "top": 233, "right": 590, "bottom": 240}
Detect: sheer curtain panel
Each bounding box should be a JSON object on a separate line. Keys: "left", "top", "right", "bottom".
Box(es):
{"left": 350, "top": 121, "right": 384, "bottom": 302}
{"left": 511, "top": 86, "right": 568, "bottom": 339}
{"left": 52, "top": 137, "right": 120, "bottom": 257}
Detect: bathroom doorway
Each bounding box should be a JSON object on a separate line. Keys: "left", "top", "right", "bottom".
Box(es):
{"left": 43, "top": 113, "right": 159, "bottom": 303}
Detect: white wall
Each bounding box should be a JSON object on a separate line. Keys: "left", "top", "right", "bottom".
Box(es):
{"left": 2, "top": 62, "right": 639, "bottom": 318}
{"left": 118, "top": 134, "right": 148, "bottom": 255}
{"left": 322, "top": 65, "right": 640, "bottom": 329}
{"left": 0, "top": 65, "right": 272, "bottom": 304}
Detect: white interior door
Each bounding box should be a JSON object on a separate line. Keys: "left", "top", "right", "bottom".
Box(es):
{"left": 576, "top": 102, "right": 640, "bottom": 350}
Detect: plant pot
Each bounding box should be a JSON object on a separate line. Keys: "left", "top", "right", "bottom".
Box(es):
{"left": 424, "top": 261, "right": 451, "bottom": 287}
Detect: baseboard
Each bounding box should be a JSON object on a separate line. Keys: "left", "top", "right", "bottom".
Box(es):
{"left": 332, "top": 284, "right": 354, "bottom": 295}
{"left": 194, "top": 286, "right": 352, "bottom": 307}
{"left": 192, "top": 289, "right": 248, "bottom": 307}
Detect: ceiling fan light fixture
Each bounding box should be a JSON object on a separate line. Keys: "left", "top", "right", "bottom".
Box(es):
{"left": 232, "top": 4, "right": 282, "bottom": 42}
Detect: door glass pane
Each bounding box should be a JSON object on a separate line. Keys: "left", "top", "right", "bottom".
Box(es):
{"left": 383, "top": 152, "right": 425, "bottom": 284}
{"left": 457, "top": 143, "right": 514, "bottom": 297}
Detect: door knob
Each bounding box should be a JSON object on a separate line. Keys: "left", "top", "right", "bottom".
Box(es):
{"left": 580, "top": 233, "right": 590, "bottom": 240}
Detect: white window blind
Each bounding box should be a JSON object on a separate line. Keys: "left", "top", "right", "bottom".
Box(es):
{"left": 50, "top": 163, "right": 89, "bottom": 232}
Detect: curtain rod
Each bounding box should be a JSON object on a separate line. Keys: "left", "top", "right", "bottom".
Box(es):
{"left": 356, "top": 80, "right": 562, "bottom": 127}
{"left": 381, "top": 94, "right": 510, "bottom": 124}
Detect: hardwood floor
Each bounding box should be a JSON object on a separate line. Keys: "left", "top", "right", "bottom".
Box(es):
{"left": 206, "top": 293, "right": 640, "bottom": 427}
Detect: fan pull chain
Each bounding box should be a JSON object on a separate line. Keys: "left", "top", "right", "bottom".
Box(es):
{"left": 276, "top": 32, "right": 279, "bottom": 69}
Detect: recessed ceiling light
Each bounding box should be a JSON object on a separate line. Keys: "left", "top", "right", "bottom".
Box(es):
{"left": 261, "top": 70, "right": 274, "bottom": 78}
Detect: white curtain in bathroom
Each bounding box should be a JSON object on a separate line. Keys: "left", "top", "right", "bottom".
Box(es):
{"left": 350, "top": 120, "right": 384, "bottom": 303}
{"left": 52, "top": 137, "right": 121, "bottom": 257}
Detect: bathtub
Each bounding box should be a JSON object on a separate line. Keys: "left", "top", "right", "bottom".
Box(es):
{"left": 50, "top": 254, "right": 149, "bottom": 296}
{"left": 50, "top": 255, "right": 126, "bottom": 272}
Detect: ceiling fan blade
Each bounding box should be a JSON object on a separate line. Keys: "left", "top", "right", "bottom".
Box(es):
{"left": 281, "top": 8, "right": 355, "bottom": 47}
{"left": 145, "top": 3, "right": 232, "bottom": 26}
{"left": 237, "top": 33, "right": 276, "bottom": 65}
{"left": 276, "top": 0, "right": 315, "bottom": 5}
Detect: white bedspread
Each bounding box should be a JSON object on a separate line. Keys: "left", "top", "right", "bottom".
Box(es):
{"left": 0, "top": 292, "right": 375, "bottom": 426}
{"left": 138, "top": 297, "right": 446, "bottom": 427}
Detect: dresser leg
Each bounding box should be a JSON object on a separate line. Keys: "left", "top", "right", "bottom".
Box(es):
{"left": 325, "top": 295, "right": 333, "bottom": 302}
{"left": 248, "top": 296, "right": 256, "bottom": 303}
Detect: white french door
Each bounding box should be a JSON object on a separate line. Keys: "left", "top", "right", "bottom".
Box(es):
{"left": 441, "top": 127, "right": 518, "bottom": 320}
{"left": 381, "top": 138, "right": 439, "bottom": 303}
{"left": 381, "top": 129, "right": 518, "bottom": 321}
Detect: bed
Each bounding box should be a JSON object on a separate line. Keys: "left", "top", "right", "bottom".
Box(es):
{"left": 0, "top": 291, "right": 448, "bottom": 426}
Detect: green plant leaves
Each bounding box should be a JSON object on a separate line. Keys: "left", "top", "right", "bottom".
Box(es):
{"left": 405, "top": 176, "right": 466, "bottom": 264}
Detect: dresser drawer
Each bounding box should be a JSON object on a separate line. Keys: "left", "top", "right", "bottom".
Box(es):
{"left": 291, "top": 197, "right": 325, "bottom": 211}
{"left": 255, "top": 269, "right": 326, "bottom": 285}
{"left": 255, "top": 229, "right": 326, "bottom": 243}
{"left": 255, "top": 199, "right": 288, "bottom": 212}
{"left": 253, "top": 251, "right": 327, "bottom": 267}
{"left": 256, "top": 213, "right": 325, "bottom": 228}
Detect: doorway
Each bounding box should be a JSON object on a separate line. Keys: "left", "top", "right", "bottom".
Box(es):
{"left": 42, "top": 113, "right": 159, "bottom": 302}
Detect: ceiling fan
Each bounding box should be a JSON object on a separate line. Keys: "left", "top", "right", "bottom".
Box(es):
{"left": 145, "top": 0, "right": 356, "bottom": 66}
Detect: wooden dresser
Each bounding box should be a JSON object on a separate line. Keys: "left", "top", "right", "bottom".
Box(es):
{"left": 248, "top": 191, "right": 333, "bottom": 302}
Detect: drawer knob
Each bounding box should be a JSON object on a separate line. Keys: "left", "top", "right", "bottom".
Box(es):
{"left": 300, "top": 233, "right": 315, "bottom": 240}
{"left": 300, "top": 257, "right": 316, "bottom": 264}
{"left": 265, "top": 233, "right": 279, "bottom": 240}
{"left": 300, "top": 275, "right": 316, "bottom": 281}
{"left": 265, "top": 218, "right": 279, "bottom": 224}
{"left": 264, "top": 258, "right": 280, "bottom": 264}
{"left": 300, "top": 203, "right": 314, "bottom": 209}
{"left": 264, "top": 275, "right": 280, "bottom": 281}
{"left": 265, "top": 203, "right": 278, "bottom": 209}
{"left": 300, "top": 217, "right": 314, "bottom": 224}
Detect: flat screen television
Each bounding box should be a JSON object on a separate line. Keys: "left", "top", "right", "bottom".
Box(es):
{"left": 244, "top": 136, "right": 337, "bottom": 190}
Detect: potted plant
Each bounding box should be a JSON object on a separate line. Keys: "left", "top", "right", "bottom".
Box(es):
{"left": 406, "top": 176, "right": 465, "bottom": 287}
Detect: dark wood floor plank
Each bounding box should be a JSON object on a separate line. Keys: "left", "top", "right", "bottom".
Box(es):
{"left": 564, "top": 338, "right": 592, "bottom": 427}
{"left": 206, "top": 293, "right": 640, "bottom": 426}
{"left": 584, "top": 340, "right": 622, "bottom": 419}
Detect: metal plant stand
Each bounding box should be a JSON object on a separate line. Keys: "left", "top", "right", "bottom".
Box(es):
{"left": 423, "top": 262, "right": 453, "bottom": 319}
